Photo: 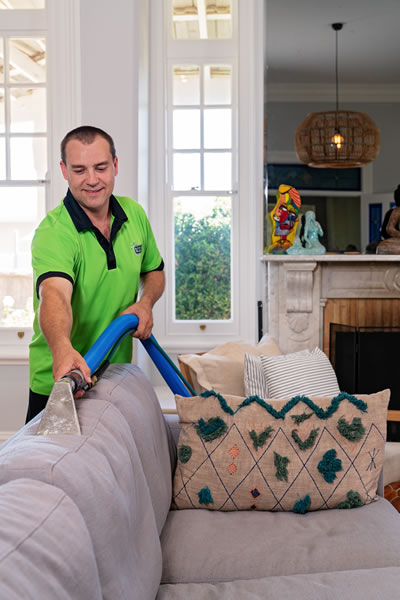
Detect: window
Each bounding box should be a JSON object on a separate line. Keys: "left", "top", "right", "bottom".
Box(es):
{"left": 0, "top": 1, "right": 45, "bottom": 8}
{"left": 170, "top": 63, "right": 234, "bottom": 323}
{"left": 150, "top": 0, "right": 263, "bottom": 350}
{"left": 0, "top": 10, "right": 47, "bottom": 329}
{"left": 166, "top": 0, "right": 238, "bottom": 337}
{"left": 171, "top": 0, "right": 232, "bottom": 40}
{"left": 0, "top": 1, "right": 81, "bottom": 360}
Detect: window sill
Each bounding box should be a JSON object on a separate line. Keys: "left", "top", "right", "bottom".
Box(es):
{"left": 0, "top": 327, "right": 31, "bottom": 364}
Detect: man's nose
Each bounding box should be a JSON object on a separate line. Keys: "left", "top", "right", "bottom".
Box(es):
{"left": 86, "top": 169, "right": 99, "bottom": 185}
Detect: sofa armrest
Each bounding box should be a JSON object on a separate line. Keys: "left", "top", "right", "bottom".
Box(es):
{"left": 0, "top": 479, "right": 102, "bottom": 600}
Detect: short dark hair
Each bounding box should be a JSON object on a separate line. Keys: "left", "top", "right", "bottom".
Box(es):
{"left": 60, "top": 125, "right": 116, "bottom": 163}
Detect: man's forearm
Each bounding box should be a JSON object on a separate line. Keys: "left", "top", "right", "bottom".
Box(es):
{"left": 139, "top": 269, "right": 166, "bottom": 307}
{"left": 121, "top": 269, "right": 165, "bottom": 338}
{"left": 37, "top": 278, "right": 91, "bottom": 385}
{"left": 38, "top": 282, "right": 73, "bottom": 356}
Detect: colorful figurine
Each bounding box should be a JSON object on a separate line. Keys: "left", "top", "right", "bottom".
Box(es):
{"left": 268, "top": 184, "right": 301, "bottom": 254}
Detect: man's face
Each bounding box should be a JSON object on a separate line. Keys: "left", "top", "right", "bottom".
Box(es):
{"left": 60, "top": 136, "right": 118, "bottom": 215}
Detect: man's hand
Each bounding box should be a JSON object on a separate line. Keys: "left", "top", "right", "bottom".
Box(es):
{"left": 52, "top": 341, "right": 92, "bottom": 398}
{"left": 120, "top": 298, "right": 154, "bottom": 339}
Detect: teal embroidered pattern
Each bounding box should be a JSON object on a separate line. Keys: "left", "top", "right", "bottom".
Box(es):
{"left": 198, "top": 487, "right": 214, "bottom": 505}
{"left": 200, "top": 390, "right": 368, "bottom": 420}
{"left": 293, "top": 495, "right": 311, "bottom": 514}
{"left": 291, "top": 427, "right": 320, "bottom": 450}
{"left": 318, "top": 449, "right": 342, "bottom": 483}
{"left": 249, "top": 426, "right": 274, "bottom": 450}
{"left": 201, "top": 390, "right": 235, "bottom": 415}
{"left": 337, "top": 416, "right": 365, "bottom": 441}
{"left": 274, "top": 451, "right": 290, "bottom": 482}
{"left": 172, "top": 388, "right": 388, "bottom": 512}
{"left": 291, "top": 412, "right": 313, "bottom": 425}
{"left": 194, "top": 417, "right": 227, "bottom": 442}
{"left": 337, "top": 490, "right": 364, "bottom": 509}
{"left": 178, "top": 445, "right": 192, "bottom": 463}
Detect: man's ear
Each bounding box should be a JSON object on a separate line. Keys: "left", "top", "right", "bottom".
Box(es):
{"left": 60, "top": 161, "right": 68, "bottom": 181}
{"left": 114, "top": 156, "right": 119, "bottom": 176}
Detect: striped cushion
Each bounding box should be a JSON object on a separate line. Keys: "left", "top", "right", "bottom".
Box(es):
{"left": 244, "top": 354, "right": 269, "bottom": 399}
{"left": 259, "top": 348, "right": 340, "bottom": 400}
{"left": 244, "top": 350, "right": 311, "bottom": 399}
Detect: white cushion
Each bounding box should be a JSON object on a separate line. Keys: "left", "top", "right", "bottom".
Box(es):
{"left": 259, "top": 347, "right": 340, "bottom": 400}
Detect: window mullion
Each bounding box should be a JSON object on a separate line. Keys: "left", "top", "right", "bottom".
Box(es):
{"left": 200, "top": 64, "right": 204, "bottom": 191}
{"left": 4, "top": 36, "right": 11, "bottom": 180}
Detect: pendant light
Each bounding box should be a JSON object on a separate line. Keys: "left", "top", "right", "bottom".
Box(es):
{"left": 295, "top": 23, "right": 381, "bottom": 168}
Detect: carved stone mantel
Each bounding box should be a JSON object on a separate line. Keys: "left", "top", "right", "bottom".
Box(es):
{"left": 262, "top": 254, "right": 400, "bottom": 354}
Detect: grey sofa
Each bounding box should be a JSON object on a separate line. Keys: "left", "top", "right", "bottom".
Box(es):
{"left": 1, "top": 364, "right": 400, "bottom": 599}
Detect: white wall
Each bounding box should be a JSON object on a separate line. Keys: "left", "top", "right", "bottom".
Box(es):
{"left": 79, "top": 0, "right": 140, "bottom": 201}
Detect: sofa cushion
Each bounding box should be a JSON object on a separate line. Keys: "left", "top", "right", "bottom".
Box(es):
{"left": 178, "top": 337, "right": 281, "bottom": 396}
{"left": 172, "top": 389, "right": 389, "bottom": 511}
{"left": 157, "top": 567, "right": 400, "bottom": 600}
{"left": 0, "top": 478, "right": 102, "bottom": 600}
{"left": 161, "top": 498, "right": 400, "bottom": 585}
{"left": 257, "top": 347, "right": 340, "bottom": 400}
{"left": 0, "top": 369, "right": 163, "bottom": 600}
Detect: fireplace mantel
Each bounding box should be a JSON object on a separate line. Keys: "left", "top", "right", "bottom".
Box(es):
{"left": 262, "top": 254, "right": 400, "bottom": 355}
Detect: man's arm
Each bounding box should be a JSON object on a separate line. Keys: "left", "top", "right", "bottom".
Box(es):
{"left": 120, "top": 269, "right": 165, "bottom": 339}
{"left": 38, "top": 277, "right": 91, "bottom": 393}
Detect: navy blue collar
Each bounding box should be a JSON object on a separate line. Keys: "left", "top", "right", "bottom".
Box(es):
{"left": 63, "top": 188, "right": 128, "bottom": 233}
{"left": 63, "top": 189, "right": 128, "bottom": 270}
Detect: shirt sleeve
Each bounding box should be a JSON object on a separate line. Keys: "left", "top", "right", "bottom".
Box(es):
{"left": 137, "top": 206, "right": 163, "bottom": 274}
{"left": 31, "top": 218, "right": 79, "bottom": 298}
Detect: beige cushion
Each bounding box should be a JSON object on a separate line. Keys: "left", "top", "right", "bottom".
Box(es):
{"left": 178, "top": 337, "right": 281, "bottom": 396}
{"left": 172, "top": 389, "right": 390, "bottom": 512}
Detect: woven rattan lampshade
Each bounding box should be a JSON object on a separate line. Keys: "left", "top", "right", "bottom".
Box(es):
{"left": 295, "top": 23, "right": 381, "bottom": 168}
{"left": 295, "top": 109, "right": 381, "bottom": 168}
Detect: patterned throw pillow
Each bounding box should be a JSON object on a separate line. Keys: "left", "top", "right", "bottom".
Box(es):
{"left": 259, "top": 347, "right": 340, "bottom": 400}
{"left": 172, "top": 389, "right": 389, "bottom": 512}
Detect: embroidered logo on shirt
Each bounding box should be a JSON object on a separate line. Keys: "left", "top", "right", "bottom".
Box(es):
{"left": 131, "top": 242, "right": 142, "bottom": 255}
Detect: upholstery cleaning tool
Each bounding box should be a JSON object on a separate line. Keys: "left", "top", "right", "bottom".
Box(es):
{"left": 36, "top": 314, "right": 194, "bottom": 435}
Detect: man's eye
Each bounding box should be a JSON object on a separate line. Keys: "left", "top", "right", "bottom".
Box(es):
{"left": 74, "top": 169, "right": 84, "bottom": 174}
{"left": 97, "top": 167, "right": 106, "bottom": 172}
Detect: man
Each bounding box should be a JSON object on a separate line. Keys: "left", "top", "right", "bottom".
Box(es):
{"left": 27, "top": 126, "right": 165, "bottom": 421}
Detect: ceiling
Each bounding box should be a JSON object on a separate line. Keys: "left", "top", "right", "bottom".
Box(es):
{"left": 265, "top": 0, "right": 400, "bottom": 85}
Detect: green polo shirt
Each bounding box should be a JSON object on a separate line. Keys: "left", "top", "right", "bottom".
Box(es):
{"left": 29, "top": 190, "right": 163, "bottom": 395}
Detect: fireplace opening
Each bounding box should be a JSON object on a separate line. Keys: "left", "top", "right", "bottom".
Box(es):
{"left": 330, "top": 323, "right": 400, "bottom": 441}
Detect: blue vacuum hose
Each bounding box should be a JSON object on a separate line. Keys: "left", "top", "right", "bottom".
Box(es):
{"left": 83, "top": 314, "right": 193, "bottom": 397}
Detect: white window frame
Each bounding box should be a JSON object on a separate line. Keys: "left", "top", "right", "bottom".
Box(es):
{"left": 0, "top": 0, "right": 81, "bottom": 363}
{"left": 166, "top": 56, "right": 239, "bottom": 337}
{"left": 150, "top": 0, "right": 264, "bottom": 353}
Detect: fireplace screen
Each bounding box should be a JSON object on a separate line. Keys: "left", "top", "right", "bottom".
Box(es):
{"left": 330, "top": 323, "right": 400, "bottom": 441}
